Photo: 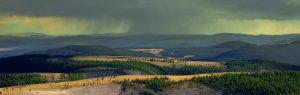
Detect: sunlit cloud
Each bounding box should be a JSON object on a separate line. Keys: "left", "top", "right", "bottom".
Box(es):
{"left": 208, "top": 19, "right": 300, "bottom": 35}
{"left": 0, "top": 0, "right": 300, "bottom": 35}
{"left": 0, "top": 15, "right": 132, "bottom": 36}
{"left": 184, "top": 19, "right": 300, "bottom": 35}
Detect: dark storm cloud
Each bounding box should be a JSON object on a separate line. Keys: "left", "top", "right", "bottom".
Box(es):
{"left": 204, "top": 0, "right": 300, "bottom": 20}
{"left": 1, "top": 0, "right": 300, "bottom": 35}
{"left": 1, "top": 0, "right": 300, "bottom": 19}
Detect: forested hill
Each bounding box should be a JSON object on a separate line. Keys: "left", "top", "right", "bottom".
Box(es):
{"left": 211, "top": 41, "right": 300, "bottom": 65}
{"left": 28, "top": 45, "right": 154, "bottom": 57}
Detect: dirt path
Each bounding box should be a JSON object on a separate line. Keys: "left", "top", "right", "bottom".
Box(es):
{"left": 0, "top": 72, "right": 239, "bottom": 95}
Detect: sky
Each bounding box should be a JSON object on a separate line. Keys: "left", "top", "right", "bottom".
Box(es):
{"left": 1, "top": 0, "right": 300, "bottom": 36}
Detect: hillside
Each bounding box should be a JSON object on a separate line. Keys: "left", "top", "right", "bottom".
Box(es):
{"left": 269, "top": 37, "right": 300, "bottom": 45}
{"left": 211, "top": 41, "right": 300, "bottom": 65}
{"left": 1, "top": 33, "right": 300, "bottom": 58}
{"left": 213, "top": 41, "right": 256, "bottom": 48}
{"left": 2, "top": 72, "right": 300, "bottom": 95}
{"left": 161, "top": 41, "right": 256, "bottom": 60}
{"left": 161, "top": 40, "right": 300, "bottom": 65}
{"left": 0, "top": 72, "right": 235, "bottom": 95}
{"left": 28, "top": 45, "right": 153, "bottom": 57}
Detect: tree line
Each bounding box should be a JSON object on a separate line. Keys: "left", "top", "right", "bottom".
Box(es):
{"left": 121, "top": 71, "right": 300, "bottom": 95}
{"left": 0, "top": 74, "right": 47, "bottom": 87}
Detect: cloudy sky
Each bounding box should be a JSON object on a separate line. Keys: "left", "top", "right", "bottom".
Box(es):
{"left": 1, "top": 0, "right": 300, "bottom": 36}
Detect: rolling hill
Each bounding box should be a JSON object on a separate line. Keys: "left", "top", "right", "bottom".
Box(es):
{"left": 28, "top": 45, "right": 153, "bottom": 57}
{"left": 209, "top": 41, "right": 300, "bottom": 65}
{"left": 161, "top": 41, "right": 256, "bottom": 60}
{"left": 161, "top": 40, "right": 300, "bottom": 65}
{"left": 1, "top": 33, "right": 300, "bottom": 58}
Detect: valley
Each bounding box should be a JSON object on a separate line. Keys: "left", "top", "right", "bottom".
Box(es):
{"left": 2, "top": 1, "right": 300, "bottom": 94}
{"left": 0, "top": 34, "right": 300, "bottom": 95}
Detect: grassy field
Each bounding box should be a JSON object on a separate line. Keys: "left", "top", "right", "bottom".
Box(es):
{"left": 0, "top": 72, "right": 237, "bottom": 95}
{"left": 71, "top": 55, "right": 223, "bottom": 67}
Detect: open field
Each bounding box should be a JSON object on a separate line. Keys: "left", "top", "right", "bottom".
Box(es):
{"left": 11, "top": 84, "right": 122, "bottom": 95}
{"left": 0, "top": 72, "right": 238, "bottom": 95}
{"left": 71, "top": 56, "right": 223, "bottom": 67}
{"left": 129, "top": 48, "right": 164, "bottom": 55}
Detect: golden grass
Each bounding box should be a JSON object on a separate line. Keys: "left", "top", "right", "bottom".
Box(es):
{"left": 129, "top": 49, "right": 164, "bottom": 55}
{"left": 0, "top": 72, "right": 239, "bottom": 95}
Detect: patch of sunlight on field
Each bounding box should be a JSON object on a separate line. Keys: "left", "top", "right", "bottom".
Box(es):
{"left": 0, "top": 72, "right": 239, "bottom": 95}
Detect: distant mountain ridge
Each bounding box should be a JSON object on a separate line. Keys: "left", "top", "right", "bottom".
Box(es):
{"left": 161, "top": 41, "right": 256, "bottom": 60}
{"left": 1, "top": 33, "right": 300, "bottom": 58}
{"left": 162, "top": 40, "right": 300, "bottom": 65}
{"left": 1, "top": 33, "right": 300, "bottom": 48}
{"left": 207, "top": 41, "right": 300, "bottom": 65}
{"left": 213, "top": 41, "right": 256, "bottom": 48}
{"left": 28, "top": 45, "right": 154, "bottom": 57}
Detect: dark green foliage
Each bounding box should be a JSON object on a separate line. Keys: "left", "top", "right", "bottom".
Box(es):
{"left": 0, "top": 74, "right": 47, "bottom": 87}
{"left": 0, "top": 55, "right": 69, "bottom": 73}
{"left": 163, "top": 60, "right": 300, "bottom": 75}
{"left": 66, "top": 61, "right": 166, "bottom": 74}
{"left": 190, "top": 71, "right": 300, "bottom": 95}
{"left": 225, "top": 60, "right": 300, "bottom": 71}
{"left": 164, "top": 65, "right": 227, "bottom": 75}
{"left": 1, "top": 55, "right": 299, "bottom": 75}
{"left": 58, "top": 73, "right": 84, "bottom": 82}
{"left": 121, "top": 77, "right": 179, "bottom": 92}
{"left": 121, "top": 71, "right": 300, "bottom": 95}
{"left": 0, "top": 54, "right": 228, "bottom": 74}
{"left": 0, "top": 55, "right": 165, "bottom": 74}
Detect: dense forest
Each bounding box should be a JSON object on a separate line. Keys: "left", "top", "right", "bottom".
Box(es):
{"left": 121, "top": 71, "right": 300, "bottom": 95}
{"left": 191, "top": 71, "right": 300, "bottom": 95}
{"left": 163, "top": 65, "right": 227, "bottom": 75}
{"left": 0, "top": 73, "right": 84, "bottom": 88}
{"left": 0, "top": 55, "right": 165, "bottom": 74}
{"left": 57, "top": 73, "right": 84, "bottom": 82}
{"left": 225, "top": 60, "right": 300, "bottom": 71}
{"left": 0, "top": 74, "right": 47, "bottom": 87}
{"left": 121, "top": 77, "right": 179, "bottom": 92}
